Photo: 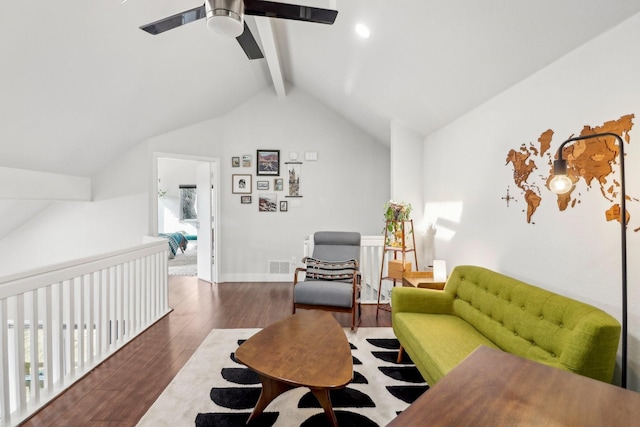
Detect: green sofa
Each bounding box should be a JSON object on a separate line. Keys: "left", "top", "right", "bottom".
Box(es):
{"left": 391, "top": 265, "right": 621, "bottom": 385}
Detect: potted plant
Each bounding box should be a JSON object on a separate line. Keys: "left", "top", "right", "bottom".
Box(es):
{"left": 383, "top": 200, "right": 412, "bottom": 247}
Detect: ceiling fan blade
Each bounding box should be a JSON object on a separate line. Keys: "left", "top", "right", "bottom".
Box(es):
{"left": 236, "top": 22, "right": 264, "bottom": 60}
{"left": 244, "top": 0, "right": 338, "bottom": 24}
{"left": 140, "top": 5, "right": 207, "bottom": 35}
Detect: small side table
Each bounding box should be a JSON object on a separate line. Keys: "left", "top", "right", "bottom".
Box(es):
{"left": 402, "top": 271, "right": 446, "bottom": 290}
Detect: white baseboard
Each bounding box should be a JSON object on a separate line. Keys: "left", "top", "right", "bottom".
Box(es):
{"left": 219, "top": 273, "right": 293, "bottom": 282}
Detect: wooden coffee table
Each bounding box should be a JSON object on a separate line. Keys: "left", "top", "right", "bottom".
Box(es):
{"left": 235, "top": 310, "right": 353, "bottom": 426}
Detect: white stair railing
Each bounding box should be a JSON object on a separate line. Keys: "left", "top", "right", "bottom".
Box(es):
{"left": 0, "top": 239, "right": 170, "bottom": 427}
{"left": 359, "top": 235, "right": 386, "bottom": 303}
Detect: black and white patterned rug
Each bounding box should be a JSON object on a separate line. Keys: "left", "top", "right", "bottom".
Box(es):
{"left": 137, "top": 327, "right": 428, "bottom": 426}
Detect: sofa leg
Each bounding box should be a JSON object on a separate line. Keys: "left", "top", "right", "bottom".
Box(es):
{"left": 397, "top": 346, "right": 404, "bottom": 363}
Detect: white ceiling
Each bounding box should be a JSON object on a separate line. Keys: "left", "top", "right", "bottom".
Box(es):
{"left": 2, "top": 0, "right": 640, "bottom": 177}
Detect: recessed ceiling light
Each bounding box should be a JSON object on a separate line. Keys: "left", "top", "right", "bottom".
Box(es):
{"left": 355, "top": 23, "right": 370, "bottom": 39}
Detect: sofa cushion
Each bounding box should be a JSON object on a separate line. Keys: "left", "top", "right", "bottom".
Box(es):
{"left": 392, "top": 265, "right": 621, "bottom": 385}
{"left": 393, "top": 312, "right": 500, "bottom": 384}
{"left": 446, "top": 266, "right": 621, "bottom": 378}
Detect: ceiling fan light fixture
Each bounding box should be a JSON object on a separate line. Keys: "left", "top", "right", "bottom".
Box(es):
{"left": 206, "top": 0, "right": 245, "bottom": 38}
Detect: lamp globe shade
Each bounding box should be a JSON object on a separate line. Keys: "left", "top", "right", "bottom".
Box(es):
{"left": 549, "top": 175, "right": 573, "bottom": 194}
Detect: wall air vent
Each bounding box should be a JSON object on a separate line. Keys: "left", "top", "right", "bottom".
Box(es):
{"left": 269, "top": 260, "right": 291, "bottom": 274}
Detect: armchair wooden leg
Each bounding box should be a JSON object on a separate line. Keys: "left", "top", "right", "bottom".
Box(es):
{"left": 397, "top": 345, "right": 404, "bottom": 363}
{"left": 351, "top": 307, "right": 356, "bottom": 330}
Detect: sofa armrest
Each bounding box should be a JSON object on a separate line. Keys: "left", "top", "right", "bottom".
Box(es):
{"left": 391, "top": 287, "right": 454, "bottom": 315}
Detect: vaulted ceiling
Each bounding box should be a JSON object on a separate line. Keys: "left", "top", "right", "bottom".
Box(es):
{"left": 3, "top": 0, "right": 640, "bottom": 177}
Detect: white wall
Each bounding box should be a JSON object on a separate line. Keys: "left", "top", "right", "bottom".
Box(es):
{"left": 0, "top": 154, "right": 150, "bottom": 275}
{"left": 0, "top": 167, "right": 91, "bottom": 242}
{"left": 422, "top": 13, "right": 640, "bottom": 389}
{"left": 157, "top": 158, "right": 199, "bottom": 235}
{"left": 148, "top": 87, "right": 390, "bottom": 281}
{"left": 0, "top": 87, "right": 390, "bottom": 280}
{"left": 0, "top": 193, "right": 147, "bottom": 275}
{"left": 0, "top": 167, "right": 90, "bottom": 200}
{"left": 390, "top": 120, "right": 427, "bottom": 268}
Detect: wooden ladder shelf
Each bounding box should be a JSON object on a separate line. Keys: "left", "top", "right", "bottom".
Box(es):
{"left": 376, "top": 219, "right": 418, "bottom": 315}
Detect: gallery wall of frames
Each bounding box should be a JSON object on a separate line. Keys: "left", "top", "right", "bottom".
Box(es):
{"left": 231, "top": 149, "right": 308, "bottom": 212}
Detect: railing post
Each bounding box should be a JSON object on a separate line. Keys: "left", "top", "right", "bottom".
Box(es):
{"left": 44, "top": 285, "right": 53, "bottom": 394}
{"left": 1, "top": 298, "right": 10, "bottom": 425}
{"left": 29, "top": 290, "right": 40, "bottom": 402}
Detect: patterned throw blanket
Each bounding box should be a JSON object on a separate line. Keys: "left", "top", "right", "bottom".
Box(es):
{"left": 159, "top": 232, "right": 188, "bottom": 257}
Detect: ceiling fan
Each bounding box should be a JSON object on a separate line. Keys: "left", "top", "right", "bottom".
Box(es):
{"left": 140, "top": 0, "right": 338, "bottom": 60}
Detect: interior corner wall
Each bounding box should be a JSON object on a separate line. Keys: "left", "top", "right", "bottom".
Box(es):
{"left": 0, "top": 142, "right": 152, "bottom": 277}
{"left": 422, "top": 13, "right": 640, "bottom": 390}
{"left": 0, "top": 193, "right": 148, "bottom": 276}
{"left": 390, "top": 120, "right": 426, "bottom": 267}
{"left": 0, "top": 167, "right": 90, "bottom": 200}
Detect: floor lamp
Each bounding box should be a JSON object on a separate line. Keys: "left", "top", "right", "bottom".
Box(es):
{"left": 549, "top": 132, "right": 628, "bottom": 389}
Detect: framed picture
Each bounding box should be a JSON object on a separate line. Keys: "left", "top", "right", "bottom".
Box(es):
{"left": 285, "top": 162, "right": 302, "bottom": 197}
{"left": 241, "top": 195, "right": 252, "bottom": 204}
{"left": 179, "top": 185, "right": 197, "bottom": 221}
{"left": 274, "top": 178, "right": 283, "bottom": 191}
{"left": 258, "top": 193, "right": 277, "bottom": 212}
{"left": 231, "top": 156, "right": 240, "bottom": 167}
{"left": 257, "top": 180, "right": 269, "bottom": 190}
{"left": 242, "top": 155, "right": 251, "bottom": 167}
{"left": 257, "top": 149, "right": 280, "bottom": 176}
{"left": 279, "top": 201, "right": 288, "bottom": 212}
{"left": 232, "top": 174, "right": 252, "bottom": 194}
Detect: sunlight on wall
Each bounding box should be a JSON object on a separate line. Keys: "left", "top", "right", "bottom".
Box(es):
{"left": 423, "top": 201, "right": 464, "bottom": 242}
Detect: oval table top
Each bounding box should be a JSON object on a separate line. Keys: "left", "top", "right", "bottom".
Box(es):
{"left": 235, "top": 310, "right": 353, "bottom": 389}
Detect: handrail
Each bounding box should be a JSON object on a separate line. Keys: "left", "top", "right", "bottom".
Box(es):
{"left": 0, "top": 241, "right": 167, "bottom": 294}
{"left": 0, "top": 239, "right": 170, "bottom": 426}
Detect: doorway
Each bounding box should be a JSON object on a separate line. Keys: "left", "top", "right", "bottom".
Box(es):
{"left": 153, "top": 154, "right": 220, "bottom": 283}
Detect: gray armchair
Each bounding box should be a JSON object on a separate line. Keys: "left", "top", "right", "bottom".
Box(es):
{"left": 293, "top": 231, "right": 362, "bottom": 330}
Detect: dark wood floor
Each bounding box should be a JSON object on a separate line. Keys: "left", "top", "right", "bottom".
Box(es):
{"left": 21, "top": 277, "right": 392, "bottom": 427}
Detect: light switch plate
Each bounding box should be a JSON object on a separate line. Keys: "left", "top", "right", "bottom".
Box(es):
{"left": 304, "top": 151, "right": 318, "bottom": 161}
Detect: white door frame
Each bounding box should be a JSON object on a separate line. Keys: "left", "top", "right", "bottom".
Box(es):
{"left": 196, "top": 162, "right": 213, "bottom": 282}
{"left": 151, "top": 152, "right": 221, "bottom": 283}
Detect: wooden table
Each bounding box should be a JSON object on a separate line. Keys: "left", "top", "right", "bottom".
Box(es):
{"left": 235, "top": 310, "right": 353, "bottom": 426}
{"left": 387, "top": 346, "right": 640, "bottom": 426}
{"left": 402, "top": 271, "right": 446, "bottom": 290}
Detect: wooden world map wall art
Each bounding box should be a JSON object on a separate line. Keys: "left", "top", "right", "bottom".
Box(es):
{"left": 502, "top": 187, "right": 516, "bottom": 207}
{"left": 505, "top": 114, "right": 639, "bottom": 232}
